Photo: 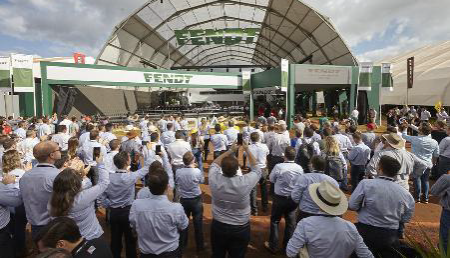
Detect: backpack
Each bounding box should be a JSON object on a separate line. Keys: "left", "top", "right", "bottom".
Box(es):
{"left": 295, "top": 139, "right": 315, "bottom": 172}
{"left": 324, "top": 154, "right": 344, "bottom": 181}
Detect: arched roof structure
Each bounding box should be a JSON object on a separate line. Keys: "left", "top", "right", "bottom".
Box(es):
{"left": 96, "top": 0, "right": 357, "bottom": 69}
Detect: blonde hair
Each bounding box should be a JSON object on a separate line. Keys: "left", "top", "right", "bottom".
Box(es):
{"left": 2, "top": 150, "right": 22, "bottom": 173}
{"left": 324, "top": 136, "right": 341, "bottom": 156}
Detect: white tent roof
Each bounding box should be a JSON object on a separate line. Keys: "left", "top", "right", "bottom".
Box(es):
{"left": 379, "top": 41, "right": 450, "bottom": 106}
{"left": 95, "top": 0, "right": 357, "bottom": 69}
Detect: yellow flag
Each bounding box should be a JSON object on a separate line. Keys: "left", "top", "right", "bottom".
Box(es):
{"left": 435, "top": 101, "right": 443, "bottom": 112}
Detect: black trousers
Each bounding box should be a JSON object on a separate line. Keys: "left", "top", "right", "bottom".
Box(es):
{"left": 213, "top": 151, "right": 226, "bottom": 160}
{"left": 268, "top": 195, "right": 297, "bottom": 250}
{"left": 211, "top": 220, "right": 250, "bottom": 258}
{"left": 350, "top": 164, "right": 366, "bottom": 192}
{"left": 109, "top": 206, "right": 137, "bottom": 258}
{"left": 140, "top": 248, "right": 181, "bottom": 258}
{"left": 180, "top": 196, "right": 204, "bottom": 251}
{"left": 9, "top": 204, "right": 27, "bottom": 257}
{"left": 0, "top": 225, "right": 13, "bottom": 258}
{"left": 250, "top": 173, "right": 268, "bottom": 213}
{"left": 296, "top": 209, "right": 316, "bottom": 223}
{"left": 356, "top": 223, "right": 400, "bottom": 258}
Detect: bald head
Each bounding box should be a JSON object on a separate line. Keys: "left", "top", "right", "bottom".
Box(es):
{"left": 34, "top": 141, "right": 60, "bottom": 163}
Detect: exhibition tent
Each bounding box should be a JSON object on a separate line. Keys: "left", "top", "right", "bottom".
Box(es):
{"left": 379, "top": 40, "right": 450, "bottom": 106}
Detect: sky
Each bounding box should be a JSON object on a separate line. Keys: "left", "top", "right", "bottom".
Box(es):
{"left": 0, "top": 0, "right": 449, "bottom": 62}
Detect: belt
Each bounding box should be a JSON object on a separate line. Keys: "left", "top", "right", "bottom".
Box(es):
{"left": 180, "top": 195, "right": 201, "bottom": 200}
{"left": 110, "top": 205, "right": 131, "bottom": 210}
{"left": 275, "top": 194, "right": 292, "bottom": 200}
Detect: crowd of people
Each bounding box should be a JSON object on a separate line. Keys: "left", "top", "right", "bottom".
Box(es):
{"left": 0, "top": 107, "right": 449, "bottom": 258}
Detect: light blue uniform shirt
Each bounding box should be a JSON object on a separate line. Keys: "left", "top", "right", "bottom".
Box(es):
{"left": 349, "top": 177, "right": 415, "bottom": 229}
{"left": 291, "top": 172, "right": 338, "bottom": 215}
{"left": 0, "top": 183, "right": 22, "bottom": 229}
{"left": 209, "top": 163, "right": 261, "bottom": 225}
{"left": 19, "top": 163, "right": 59, "bottom": 226}
{"left": 49, "top": 163, "right": 110, "bottom": 240}
{"left": 402, "top": 133, "right": 439, "bottom": 168}
{"left": 348, "top": 143, "right": 371, "bottom": 166}
{"left": 286, "top": 216, "right": 374, "bottom": 258}
{"left": 129, "top": 195, "right": 188, "bottom": 255}
{"left": 439, "top": 136, "right": 450, "bottom": 158}
{"left": 175, "top": 167, "right": 204, "bottom": 199}
{"left": 101, "top": 167, "right": 148, "bottom": 208}
{"left": 431, "top": 174, "right": 450, "bottom": 210}
{"left": 136, "top": 187, "right": 154, "bottom": 199}
{"left": 270, "top": 161, "right": 304, "bottom": 197}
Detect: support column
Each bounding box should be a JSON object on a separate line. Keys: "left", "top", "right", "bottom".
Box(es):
{"left": 249, "top": 92, "right": 255, "bottom": 121}
{"left": 287, "top": 65, "right": 295, "bottom": 128}
{"left": 39, "top": 62, "right": 53, "bottom": 116}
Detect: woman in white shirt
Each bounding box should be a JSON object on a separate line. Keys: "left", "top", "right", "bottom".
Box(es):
{"left": 2, "top": 149, "right": 27, "bottom": 256}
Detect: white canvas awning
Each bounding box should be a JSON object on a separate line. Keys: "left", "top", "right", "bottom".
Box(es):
{"left": 96, "top": 0, "right": 357, "bottom": 69}
{"left": 379, "top": 41, "right": 450, "bottom": 106}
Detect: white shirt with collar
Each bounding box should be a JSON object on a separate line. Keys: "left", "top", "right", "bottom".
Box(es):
{"left": 268, "top": 132, "right": 290, "bottom": 157}
{"left": 210, "top": 133, "right": 228, "bottom": 152}
{"left": 269, "top": 161, "right": 304, "bottom": 197}
{"left": 166, "top": 139, "right": 192, "bottom": 166}
{"left": 247, "top": 142, "right": 269, "bottom": 169}
{"left": 104, "top": 150, "right": 119, "bottom": 173}
{"left": 14, "top": 128, "right": 26, "bottom": 140}
{"left": 224, "top": 127, "right": 239, "bottom": 146}
{"left": 82, "top": 140, "right": 107, "bottom": 166}
{"left": 51, "top": 133, "right": 71, "bottom": 151}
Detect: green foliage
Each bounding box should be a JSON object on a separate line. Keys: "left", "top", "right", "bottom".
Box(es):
{"left": 405, "top": 225, "right": 449, "bottom": 258}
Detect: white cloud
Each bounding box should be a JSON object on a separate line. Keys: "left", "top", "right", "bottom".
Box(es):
{"left": 303, "top": 0, "right": 450, "bottom": 60}
{"left": 0, "top": 0, "right": 148, "bottom": 57}
{"left": 0, "top": 0, "right": 449, "bottom": 62}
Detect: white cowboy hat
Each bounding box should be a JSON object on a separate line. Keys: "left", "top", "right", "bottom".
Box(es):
{"left": 308, "top": 181, "right": 348, "bottom": 216}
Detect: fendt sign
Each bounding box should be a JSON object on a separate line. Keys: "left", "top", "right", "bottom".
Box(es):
{"left": 175, "top": 28, "right": 260, "bottom": 46}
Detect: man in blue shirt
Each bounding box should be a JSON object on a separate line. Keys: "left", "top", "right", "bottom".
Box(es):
{"left": 349, "top": 155, "right": 415, "bottom": 257}
{"left": 176, "top": 152, "right": 205, "bottom": 253}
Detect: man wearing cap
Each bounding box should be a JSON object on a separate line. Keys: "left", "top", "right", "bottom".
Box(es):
{"left": 286, "top": 180, "right": 373, "bottom": 258}
{"left": 362, "top": 123, "right": 377, "bottom": 151}
{"left": 265, "top": 147, "right": 303, "bottom": 253}
{"left": 350, "top": 155, "right": 415, "bottom": 257}
{"left": 366, "top": 133, "right": 427, "bottom": 191}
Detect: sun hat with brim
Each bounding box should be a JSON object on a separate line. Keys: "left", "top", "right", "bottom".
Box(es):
{"left": 381, "top": 133, "right": 405, "bottom": 149}
{"left": 308, "top": 181, "right": 348, "bottom": 216}
{"left": 126, "top": 130, "right": 139, "bottom": 139}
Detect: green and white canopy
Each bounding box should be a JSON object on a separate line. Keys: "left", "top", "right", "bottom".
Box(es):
{"left": 96, "top": 0, "right": 357, "bottom": 69}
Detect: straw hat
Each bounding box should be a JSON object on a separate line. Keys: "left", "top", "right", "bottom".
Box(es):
{"left": 126, "top": 130, "right": 139, "bottom": 139}
{"left": 308, "top": 181, "right": 348, "bottom": 216}
{"left": 381, "top": 133, "right": 405, "bottom": 149}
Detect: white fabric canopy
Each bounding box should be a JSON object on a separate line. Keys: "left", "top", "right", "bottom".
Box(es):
{"left": 96, "top": 0, "right": 357, "bottom": 69}
{"left": 379, "top": 41, "right": 450, "bottom": 106}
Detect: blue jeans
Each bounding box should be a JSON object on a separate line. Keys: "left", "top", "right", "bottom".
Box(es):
{"left": 192, "top": 148, "right": 203, "bottom": 172}
{"left": 440, "top": 208, "right": 450, "bottom": 253}
{"left": 180, "top": 196, "right": 204, "bottom": 251}
{"left": 414, "top": 168, "right": 430, "bottom": 201}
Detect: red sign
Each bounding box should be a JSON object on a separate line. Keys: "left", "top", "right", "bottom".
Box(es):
{"left": 73, "top": 52, "right": 86, "bottom": 64}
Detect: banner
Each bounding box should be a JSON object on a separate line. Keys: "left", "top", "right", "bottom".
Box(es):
{"left": 407, "top": 57, "right": 414, "bottom": 89}
{"left": 11, "top": 54, "right": 34, "bottom": 92}
{"left": 381, "top": 63, "right": 393, "bottom": 91}
{"left": 358, "top": 62, "right": 373, "bottom": 91}
{"left": 281, "top": 59, "right": 289, "bottom": 92}
{"left": 175, "top": 28, "right": 260, "bottom": 46}
{"left": 0, "top": 57, "right": 11, "bottom": 92}
{"left": 242, "top": 71, "right": 251, "bottom": 92}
